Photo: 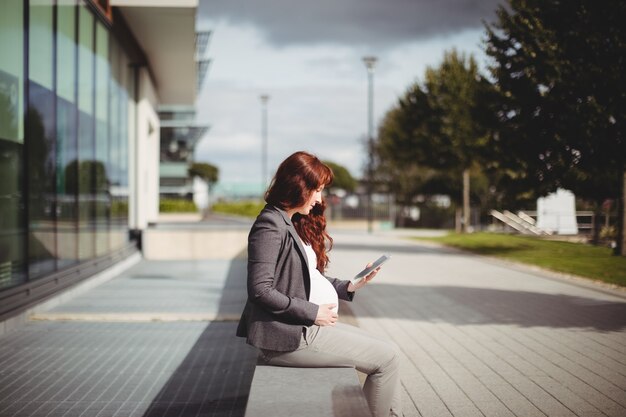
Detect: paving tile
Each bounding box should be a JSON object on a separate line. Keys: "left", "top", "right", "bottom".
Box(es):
{"left": 529, "top": 375, "right": 606, "bottom": 417}
{"left": 2, "top": 231, "right": 626, "bottom": 417}
{"left": 327, "top": 231, "right": 626, "bottom": 417}
{"left": 0, "top": 322, "right": 257, "bottom": 417}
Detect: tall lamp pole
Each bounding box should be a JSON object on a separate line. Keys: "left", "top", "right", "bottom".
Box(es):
{"left": 363, "top": 56, "right": 377, "bottom": 234}
{"left": 260, "top": 94, "right": 270, "bottom": 194}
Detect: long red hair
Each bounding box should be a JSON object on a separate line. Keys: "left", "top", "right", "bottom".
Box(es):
{"left": 265, "top": 151, "right": 334, "bottom": 272}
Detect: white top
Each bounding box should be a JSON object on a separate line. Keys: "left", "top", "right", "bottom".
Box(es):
{"left": 302, "top": 242, "right": 339, "bottom": 314}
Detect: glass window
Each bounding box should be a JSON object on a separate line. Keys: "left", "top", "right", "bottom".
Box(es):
{"left": 56, "top": 0, "right": 79, "bottom": 268}
{"left": 109, "top": 39, "right": 124, "bottom": 250}
{"left": 27, "top": 0, "right": 56, "bottom": 278}
{"left": 0, "top": 0, "right": 26, "bottom": 290}
{"left": 78, "top": 6, "right": 94, "bottom": 116}
{"left": 94, "top": 21, "right": 110, "bottom": 256}
{"left": 0, "top": 0, "right": 25, "bottom": 145}
{"left": 29, "top": 1, "right": 54, "bottom": 90}
{"left": 77, "top": 5, "right": 95, "bottom": 260}
{"left": 57, "top": 0, "right": 76, "bottom": 103}
{"left": 118, "top": 76, "right": 129, "bottom": 247}
{"left": 0, "top": 0, "right": 133, "bottom": 295}
{"left": 120, "top": 51, "right": 132, "bottom": 232}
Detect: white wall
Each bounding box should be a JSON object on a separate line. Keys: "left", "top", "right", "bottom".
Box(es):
{"left": 193, "top": 176, "right": 209, "bottom": 210}
{"left": 129, "top": 66, "right": 160, "bottom": 230}
{"left": 537, "top": 189, "right": 579, "bottom": 235}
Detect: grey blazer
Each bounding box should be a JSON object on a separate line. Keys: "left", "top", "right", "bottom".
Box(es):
{"left": 236, "top": 204, "right": 354, "bottom": 352}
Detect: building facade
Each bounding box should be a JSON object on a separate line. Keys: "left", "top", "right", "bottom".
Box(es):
{"left": 0, "top": 0, "right": 199, "bottom": 322}
{"left": 158, "top": 105, "right": 209, "bottom": 200}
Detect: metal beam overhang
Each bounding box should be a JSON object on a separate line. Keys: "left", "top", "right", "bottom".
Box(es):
{"left": 113, "top": 4, "right": 197, "bottom": 105}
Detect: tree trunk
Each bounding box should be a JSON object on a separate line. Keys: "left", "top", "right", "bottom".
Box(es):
{"left": 455, "top": 206, "right": 462, "bottom": 233}
{"left": 616, "top": 169, "right": 626, "bottom": 256}
{"left": 591, "top": 203, "right": 601, "bottom": 246}
{"left": 462, "top": 168, "right": 470, "bottom": 233}
{"left": 397, "top": 204, "right": 406, "bottom": 228}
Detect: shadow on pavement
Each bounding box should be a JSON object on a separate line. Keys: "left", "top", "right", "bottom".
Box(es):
{"left": 360, "top": 284, "right": 626, "bottom": 332}
{"left": 142, "top": 251, "right": 257, "bottom": 417}
{"left": 333, "top": 242, "right": 450, "bottom": 255}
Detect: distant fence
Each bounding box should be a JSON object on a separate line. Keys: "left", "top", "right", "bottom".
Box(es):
{"left": 327, "top": 195, "right": 395, "bottom": 222}
{"left": 520, "top": 211, "right": 595, "bottom": 234}
{"left": 327, "top": 197, "right": 454, "bottom": 229}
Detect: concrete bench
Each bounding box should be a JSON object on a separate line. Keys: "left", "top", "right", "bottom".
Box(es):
{"left": 244, "top": 365, "right": 373, "bottom": 417}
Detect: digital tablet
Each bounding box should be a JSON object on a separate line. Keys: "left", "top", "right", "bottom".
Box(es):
{"left": 351, "top": 255, "right": 391, "bottom": 285}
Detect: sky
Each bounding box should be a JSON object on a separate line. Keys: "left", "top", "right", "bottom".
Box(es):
{"left": 195, "top": 0, "right": 502, "bottom": 197}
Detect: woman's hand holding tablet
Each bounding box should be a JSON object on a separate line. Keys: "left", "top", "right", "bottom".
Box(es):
{"left": 350, "top": 254, "right": 391, "bottom": 285}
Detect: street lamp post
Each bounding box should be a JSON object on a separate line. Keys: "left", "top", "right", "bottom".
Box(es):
{"left": 363, "top": 56, "right": 377, "bottom": 234}
{"left": 260, "top": 94, "right": 270, "bottom": 194}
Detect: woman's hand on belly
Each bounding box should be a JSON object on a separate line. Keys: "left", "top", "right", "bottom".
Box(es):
{"left": 314, "top": 303, "right": 338, "bottom": 326}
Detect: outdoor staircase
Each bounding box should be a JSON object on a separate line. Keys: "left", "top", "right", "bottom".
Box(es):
{"left": 490, "top": 210, "right": 552, "bottom": 235}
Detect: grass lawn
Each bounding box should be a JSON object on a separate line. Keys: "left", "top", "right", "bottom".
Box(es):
{"left": 212, "top": 201, "right": 265, "bottom": 218}
{"left": 415, "top": 232, "right": 626, "bottom": 288}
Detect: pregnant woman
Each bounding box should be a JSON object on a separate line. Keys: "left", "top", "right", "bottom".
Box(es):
{"left": 236, "top": 151, "right": 401, "bottom": 417}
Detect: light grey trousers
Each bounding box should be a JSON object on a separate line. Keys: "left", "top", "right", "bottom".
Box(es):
{"left": 260, "top": 322, "right": 402, "bottom": 417}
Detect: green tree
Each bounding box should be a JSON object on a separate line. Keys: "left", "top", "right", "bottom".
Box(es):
{"left": 375, "top": 65, "right": 496, "bottom": 228}
{"left": 323, "top": 161, "right": 356, "bottom": 193}
{"left": 188, "top": 162, "right": 219, "bottom": 185}
{"left": 422, "top": 50, "right": 494, "bottom": 232}
{"left": 484, "top": 0, "right": 626, "bottom": 253}
{"left": 375, "top": 89, "right": 437, "bottom": 213}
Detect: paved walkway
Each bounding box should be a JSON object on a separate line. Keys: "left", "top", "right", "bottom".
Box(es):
{"left": 1, "top": 227, "right": 625, "bottom": 417}
{"left": 328, "top": 230, "right": 626, "bottom": 417}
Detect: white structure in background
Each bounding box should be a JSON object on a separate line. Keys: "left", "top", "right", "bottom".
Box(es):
{"left": 537, "top": 189, "right": 578, "bottom": 235}
{"left": 192, "top": 177, "right": 210, "bottom": 211}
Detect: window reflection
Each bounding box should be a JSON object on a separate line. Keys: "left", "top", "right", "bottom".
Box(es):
{"left": 95, "top": 21, "right": 110, "bottom": 257}
{"left": 56, "top": 1, "right": 79, "bottom": 268}
{"left": 27, "top": 83, "right": 57, "bottom": 277}
{"left": 0, "top": 137, "right": 25, "bottom": 289}
{"left": 0, "top": 0, "right": 25, "bottom": 290}
{"left": 78, "top": 5, "right": 95, "bottom": 260}
{"left": 0, "top": 0, "right": 133, "bottom": 291}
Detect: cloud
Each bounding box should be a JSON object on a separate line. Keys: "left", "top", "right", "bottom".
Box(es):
{"left": 194, "top": 2, "right": 494, "bottom": 195}
{"left": 194, "top": 25, "right": 488, "bottom": 184}
{"left": 195, "top": 82, "right": 372, "bottom": 183}
{"left": 199, "top": 0, "right": 501, "bottom": 48}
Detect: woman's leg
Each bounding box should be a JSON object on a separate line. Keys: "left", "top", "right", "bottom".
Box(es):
{"left": 262, "top": 323, "right": 402, "bottom": 417}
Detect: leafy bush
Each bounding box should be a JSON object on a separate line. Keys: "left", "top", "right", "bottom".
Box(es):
{"left": 159, "top": 198, "right": 197, "bottom": 213}
{"left": 110, "top": 200, "right": 128, "bottom": 216}
{"left": 600, "top": 226, "right": 617, "bottom": 240}
{"left": 212, "top": 201, "right": 265, "bottom": 218}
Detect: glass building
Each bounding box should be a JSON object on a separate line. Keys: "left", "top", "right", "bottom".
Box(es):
{"left": 0, "top": 0, "right": 200, "bottom": 323}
